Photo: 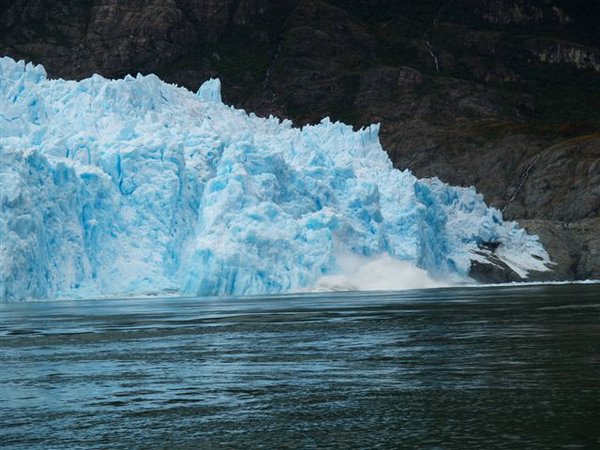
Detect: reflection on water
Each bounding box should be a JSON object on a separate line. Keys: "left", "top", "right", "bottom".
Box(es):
{"left": 1, "top": 285, "right": 599, "bottom": 449}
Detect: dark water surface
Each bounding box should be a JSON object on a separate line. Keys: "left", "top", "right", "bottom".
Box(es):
{"left": 1, "top": 284, "right": 599, "bottom": 449}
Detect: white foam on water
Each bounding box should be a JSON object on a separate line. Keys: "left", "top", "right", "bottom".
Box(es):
{"left": 313, "top": 253, "right": 451, "bottom": 292}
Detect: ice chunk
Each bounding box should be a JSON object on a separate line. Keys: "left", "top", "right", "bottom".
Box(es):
{"left": 197, "top": 78, "right": 222, "bottom": 103}
{"left": 0, "top": 56, "right": 550, "bottom": 301}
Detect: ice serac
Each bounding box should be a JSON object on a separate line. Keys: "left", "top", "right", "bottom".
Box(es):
{"left": 0, "top": 57, "right": 550, "bottom": 301}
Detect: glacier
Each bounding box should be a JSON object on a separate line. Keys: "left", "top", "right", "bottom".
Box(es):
{"left": 0, "top": 57, "right": 550, "bottom": 301}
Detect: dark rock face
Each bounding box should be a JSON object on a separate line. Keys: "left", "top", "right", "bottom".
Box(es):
{"left": 0, "top": 0, "right": 197, "bottom": 78}
{"left": 469, "top": 252, "right": 525, "bottom": 284}
{"left": 1, "top": 0, "right": 598, "bottom": 280}
{"left": 527, "top": 38, "right": 600, "bottom": 72}
{"left": 520, "top": 218, "right": 600, "bottom": 280}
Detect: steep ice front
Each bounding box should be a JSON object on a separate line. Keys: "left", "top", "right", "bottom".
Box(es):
{"left": 0, "top": 57, "right": 549, "bottom": 301}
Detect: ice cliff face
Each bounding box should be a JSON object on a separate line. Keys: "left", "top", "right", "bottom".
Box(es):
{"left": 0, "top": 57, "right": 549, "bottom": 301}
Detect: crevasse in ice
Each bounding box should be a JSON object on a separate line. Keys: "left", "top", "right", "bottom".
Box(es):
{"left": 0, "top": 57, "right": 549, "bottom": 301}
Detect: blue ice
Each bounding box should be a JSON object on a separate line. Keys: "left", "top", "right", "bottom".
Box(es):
{"left": 0, "top": 57, "right": 549, "bottom": 301}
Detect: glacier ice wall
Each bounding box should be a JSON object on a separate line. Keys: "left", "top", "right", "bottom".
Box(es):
{"left": 0, "top": 57, "right": 549, "bottom": 301}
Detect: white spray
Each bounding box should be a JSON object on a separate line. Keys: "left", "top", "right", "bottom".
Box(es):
{"left": 313, "top": 253, "right": 450, "bottom": 292}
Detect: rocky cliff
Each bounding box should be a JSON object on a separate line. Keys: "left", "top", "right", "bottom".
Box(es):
{"left": 1, "top": 0, "right": 599, "bottom": 280}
